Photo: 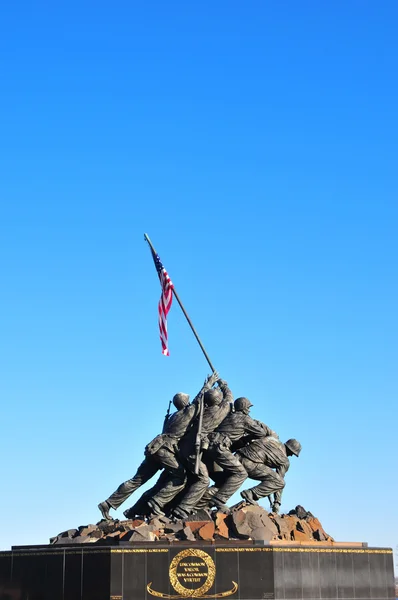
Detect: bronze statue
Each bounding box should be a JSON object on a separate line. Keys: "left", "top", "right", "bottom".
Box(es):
{"left": 98, "top": 374, "right": 301, "bottom": 522}
{"left": 138, "top": 378, "right": 234, "bottom": 521}
{"left": 237, "top": 437, "right": 302, "bottom": 513}
{"left": 104, "top": 236, "right": 304, "bottom": 524}
{"left": 196, "top": 397, "right": 276, "bottom": 511}
{"left": 98, "top": 372, "right": 219, "bottom": 521}
{"left": 168, "top": 379, "right": 234, "bottom": 520}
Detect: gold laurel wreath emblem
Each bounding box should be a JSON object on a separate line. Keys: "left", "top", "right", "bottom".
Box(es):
{"left": 147, "top": 548, "right": 238, "bottom": 599}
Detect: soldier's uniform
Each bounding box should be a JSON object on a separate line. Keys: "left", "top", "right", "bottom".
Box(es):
{"left": 100, "top": 380, "right": 213, "bottom": 518}
{"left": 168, "top": 380, "right": 235, "bottom": 518}
{"left": 216, "top": 410, "right": 273, "bottom": 448}
{"left": 237, "top": 436, "right": 290, "bottom": 506}
{"left": 200, "top": 402, "right": 274, "bottom": 508}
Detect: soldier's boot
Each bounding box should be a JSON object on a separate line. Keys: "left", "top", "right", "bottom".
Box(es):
{"left": 98, "top": 501, "right": 113, "bottom": 521}
{"left": 210, "top": 498, "right": 230, "bottom": 513}
{"left": 195, "top": 488, "right": 217, "bottom": 510}
{"left": 240, "top": 489, "right": 258, "bottom": 505}
{"left": 147, "top": 499, "right": 165, "bottom": 517}
{"left": 271, "top": 501, "right": 281, "bottom": 514}
{"left": 124, "top": 503, "right": 153, "bottom": 520}
{"left": 123, "top": 507, "right": 135, "bottom": 519}
{"left": 170, "top": 506, "right": 190, "bottom": 521}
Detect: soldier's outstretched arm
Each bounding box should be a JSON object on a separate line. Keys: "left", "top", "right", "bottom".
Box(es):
{"left": 217, "top": 379, "right": 233, "bottom": 404}
{"left": 192, "top": 371, "right": 220, "bottom": 405}
{"left": 245, "top": 416, "right": 274, "bottom": 439}
{"left": 206, "top": 371, "right": 219, "bottom": 389}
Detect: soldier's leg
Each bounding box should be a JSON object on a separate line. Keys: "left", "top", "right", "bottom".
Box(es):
{"left": 105, "top": 456, "right": 160, "bottom": 510}
{"left": 124, "top": 488, "right": 153, "bottom": 519}
{"left": 241, "top": 460, "right": 285, "bottom": 502}
{"left": 207, "top": 460, "right": 226, "bottom": 488}
{"left": 146, "top": 448, "right": 187, "bottom": 513}
{"left": 172, "top": 456, "right": 210, "bottom": 519}
{"left": 208, "top": 448, "right": 248, "bottom": 506}
{"left": 194, "top": 461, "right": 226, "bottom": 510}
{"left": 124, "top": 471, "right": 171, "bottom": 519}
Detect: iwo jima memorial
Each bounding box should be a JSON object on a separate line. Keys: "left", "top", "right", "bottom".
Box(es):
{"left": 0, "top": 234, "right": 394, "bottom": 600}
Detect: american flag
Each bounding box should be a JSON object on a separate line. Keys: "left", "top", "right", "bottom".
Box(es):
{"left": 150, "top": 248, "right": 174, "bottom": 356}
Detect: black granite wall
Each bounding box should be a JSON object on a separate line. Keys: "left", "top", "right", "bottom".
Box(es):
{"left": 0, "top": 544, "right": 395, "bottom": 600}
{"left": 0, "top": 548, "right": 111, "bottom": 600}
{"left": 272, "top": 547, "right": 395, "bottom": 600}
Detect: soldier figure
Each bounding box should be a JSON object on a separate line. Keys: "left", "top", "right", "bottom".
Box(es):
{"left": 98, "top": 372, "right": 219, "bottom": 521}
{"left": 214, "top": 396, "right": 275, "bottom": 452}
{"left": 168, "top": 378, "right": 234, "bottom": 520}
{"left": 198, "top": 397, "right": 275, "bottom": 510}
{"left": 237, "top": 437, "right": 302, "bottom": 513}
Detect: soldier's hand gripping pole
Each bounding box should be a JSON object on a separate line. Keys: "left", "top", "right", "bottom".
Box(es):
{"left": 194, "top": 394, "right": 205, "bottom": 475}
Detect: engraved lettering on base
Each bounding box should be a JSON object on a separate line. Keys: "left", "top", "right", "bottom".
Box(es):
{"left": 147, "top": 548, "right": 238, "bottom": 599}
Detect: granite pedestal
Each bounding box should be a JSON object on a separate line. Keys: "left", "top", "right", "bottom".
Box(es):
{"left": 0, "top": 542, "right": 395, "bottom": 600}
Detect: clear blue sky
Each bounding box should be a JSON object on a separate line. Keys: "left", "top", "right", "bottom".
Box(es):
{"left": 1, "top": 0, "right": 397, "bottom": 565}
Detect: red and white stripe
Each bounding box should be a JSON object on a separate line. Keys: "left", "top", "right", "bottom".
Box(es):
{"left": 158, "top": 268, "right": 174, "bottom": 356}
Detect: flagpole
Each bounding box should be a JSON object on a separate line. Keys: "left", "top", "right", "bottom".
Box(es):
{"left": 144, "top": 233, "right": 216, "bottom": 373}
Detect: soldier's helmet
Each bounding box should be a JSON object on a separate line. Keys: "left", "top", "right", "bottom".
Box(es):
{"left": 173, "top": 393, "right": 190, "bottom": 410}
{"left": 204, "top": 388, "right": 222, "bottom": 406}
{"left": 234, "top": 397, "right": 253, "bottom": 413}
{"left": 285, "top": 439, "right": 302, "bottom": 457}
